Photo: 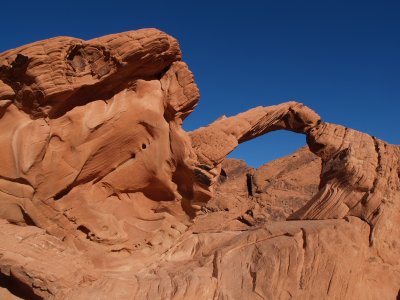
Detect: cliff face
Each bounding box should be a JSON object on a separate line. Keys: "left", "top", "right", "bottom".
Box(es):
{"left": 0, "top": 29, "right": 399, "bottom": 299}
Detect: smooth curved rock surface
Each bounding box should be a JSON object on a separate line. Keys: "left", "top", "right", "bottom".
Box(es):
{"left": 0, "top": 29, "right": 399, "bottom": 299}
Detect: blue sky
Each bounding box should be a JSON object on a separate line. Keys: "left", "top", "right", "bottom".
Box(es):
{"left": 1, "top": 1, "right": 399, "bottom": 167}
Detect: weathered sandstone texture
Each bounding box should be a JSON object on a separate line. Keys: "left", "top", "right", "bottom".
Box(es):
{"left": 0, "top": 29, "right": 399, "bottom": 299}
{"left": 200, "top": 147, "right": 321, "bottom": 231}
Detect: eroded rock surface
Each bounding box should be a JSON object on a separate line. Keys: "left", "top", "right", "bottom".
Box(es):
{"left": 198, "top": 147, "right": 321, "bottom": 231}
{"left": 0, "top": 29, "right": 399, "bottom": 299}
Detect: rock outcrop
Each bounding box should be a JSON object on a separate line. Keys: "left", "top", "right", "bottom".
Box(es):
{"left": 200, "top": 147, "right": 321, "bottom": 230}
{"left": 0, "top": 29, "right": 399, "bottom": 299}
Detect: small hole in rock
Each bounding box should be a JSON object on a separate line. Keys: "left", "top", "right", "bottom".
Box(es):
{"left": 142, "top": 144, "right": 147, "bottom": 149}
{"left": 77, "top": 225, "right": 91, "bottom": 240}
{"left": 131, "top": 153, "right": 136, "bottom": 159}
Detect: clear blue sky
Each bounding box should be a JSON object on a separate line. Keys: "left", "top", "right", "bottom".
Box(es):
{"left": 1, "top": 1, "right": 399, "bottom": 167}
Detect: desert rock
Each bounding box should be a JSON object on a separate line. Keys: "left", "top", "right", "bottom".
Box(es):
{"left": 0, "top": 29, "right": 399, "bottom": 299}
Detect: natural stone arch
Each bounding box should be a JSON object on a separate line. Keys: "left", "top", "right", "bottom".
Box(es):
{"left": 0, "top": 28, "right": 399, "bottom": 299}
{"left": 189, "top": 101, "right": 400, "bottom": 259}
{"left": 189, "top": 102, "right": 320, "bottom": 204}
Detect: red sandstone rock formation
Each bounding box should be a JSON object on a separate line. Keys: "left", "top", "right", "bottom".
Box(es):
{"left": 0, "top": 29, "right": 399, "bottom": 299}
{"left": 200, "top": 147, "right": 320, "bottom": 231}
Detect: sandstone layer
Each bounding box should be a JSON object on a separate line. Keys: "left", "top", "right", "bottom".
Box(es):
{"left": 0, "top": 29, "right": 399, "bottom": 299}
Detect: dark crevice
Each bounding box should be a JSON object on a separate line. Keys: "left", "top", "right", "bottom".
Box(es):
{"left": 157, "top": 65, "right": 171, "bottom": 80}
{"left": 218, "top": 168, "right": 227, "bottom": 183}
{"left": 0, "top": 175, "right": 32, "bottom": 187}
{"left": 0, "top": 54, "right": 44, "bottom": 117}
{"left": 197, "top": 164, "right": 212, "bottom": 171}
{"left": 211, "top": 252, "right": 221, "bottom": 279}
{"left": 250, "top": 269, "right": 257, "bottom": 292}
{"left": 22, "top": 210, "right": 36, "bottom": 226}
{"left": 0, "top": 272, "right": 42, "bottom": 300}
{"left": 246, "top": 173, "right": 254, "bottom": 197}
{"left": 300, "top": 228, "right": 307, "bottom": 249}
{"left": 193, "top": 169, "right": 212, "bottom": 186}
{"left": 370, "top": 137, "right": 382, "bottom": 195}
{"left": 245, "top": 209, "right": 254, "bottom": 217}
{"left": 53, "top": 184, "right": 74, "bottom": 200}
{"left": 77, "top": 225, "right": 91, "bottom": 239}
{"left": 306, "top": 136, "right": 325, "bottom": 154}
{"left": 237, "top": 215, "right": 253, "bottom": 226}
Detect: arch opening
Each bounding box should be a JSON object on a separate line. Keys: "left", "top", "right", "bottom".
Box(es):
{"left": 205, "top": 130, "right": 322, "bottom": 226}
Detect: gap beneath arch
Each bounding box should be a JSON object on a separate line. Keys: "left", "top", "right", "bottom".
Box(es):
{"left": 227, "top": 130, "right": 307, "bottom": 168}
{"left": 204, "top": 130, "right": 322, "bottom": 227}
